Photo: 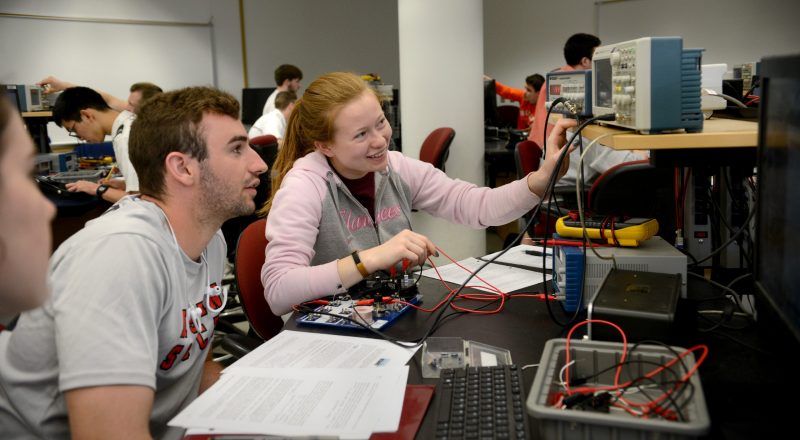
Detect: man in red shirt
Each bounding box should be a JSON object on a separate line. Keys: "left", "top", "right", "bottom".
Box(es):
{"left": 487, "top": 73, "right": 544, "bottom": 130}
{"left": 528, "top": 33, "right": 601, "bottom": 149}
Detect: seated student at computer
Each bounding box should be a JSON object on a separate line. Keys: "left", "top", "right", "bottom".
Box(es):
{"left": 0, "top": 87, "right": 268, "bottom": 439}
{"left": 52, "top": 87, "right": 139, "bottom": 203}
{"left": 484, "top": 73, "right": 544, "bottom": 130}
{"left": 260, "top": 72, "right": 577, "bottom": 315}
{"left": 37, "top": 76, "right": 163, "bottom": 114}
{"left": 248, "top": 90, "right": 297, "bottom": 143}
{"left": 0, "top": 95, "right": 56, "bottom": 316}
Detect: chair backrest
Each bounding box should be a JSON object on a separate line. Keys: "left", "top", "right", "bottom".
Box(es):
{"left": 497, "top": 105, "right": 520, "bottom": 129}
{"left": 234, "top": 218, "right": 283, "bottom": 340}
{"left": 514, "top": 140, "right": 542, "bottom": 179}
{"left": 419, "top": 127, "right": 455, "bottom": 171}
{"left": 588, "top": 159, "right": 676, "bottom": 243}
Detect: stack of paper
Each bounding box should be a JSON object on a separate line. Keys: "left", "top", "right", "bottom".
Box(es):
{"left": 421, "top": 245, "right": 553, "bottom": 293}
{"left": 170, "top": 331, "right": 419, "bottom": 439}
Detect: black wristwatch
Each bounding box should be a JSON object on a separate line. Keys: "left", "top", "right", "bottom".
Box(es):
{"left": 96, "top": 184, "right": 110, "bottom": 200}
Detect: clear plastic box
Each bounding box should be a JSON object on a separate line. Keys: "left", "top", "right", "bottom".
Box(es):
{"left": 527, "top": 338, "right": 710, "bottom": 439}
{"left": 421, "top": 337, "right": 512, "bottom": 378}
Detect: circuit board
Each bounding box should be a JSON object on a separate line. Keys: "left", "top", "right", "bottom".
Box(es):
{"left": 296, "top": 292, "right": 422, "bottom": 330}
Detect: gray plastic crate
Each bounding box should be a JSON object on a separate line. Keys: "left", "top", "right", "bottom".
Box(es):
{"left": 49, "top": 169, "right": 106, "bottom": 183}
{"left": 527, "top": 338, "right": 709, "bottom": 439}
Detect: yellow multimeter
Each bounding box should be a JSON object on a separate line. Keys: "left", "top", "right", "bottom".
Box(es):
{"left": 555, "top": 215, "right": 659, "bottom": 247}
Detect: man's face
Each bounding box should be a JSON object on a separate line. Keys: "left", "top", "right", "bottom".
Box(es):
{"left": 62, "top": 110, "right": 106, "bottom": 143}
{"left": 197, "top": 113, "right": 267, "bottom": 222}
{"left": 287, "top": 78, "right": 301, "bottom": 92}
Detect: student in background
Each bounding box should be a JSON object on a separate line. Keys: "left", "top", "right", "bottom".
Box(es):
{"left": 0, "top": 86, "right": 267, "bottom": 439}
{"left": 248, "top": 90, "right": 297, "bottom": 144}
{"left": 52, "top": 87, "right": 138, "bottom": 203}
{"left": 37, "top": 76, "right": 163, "bottom": 114}
{"left": 484, "top": 73, "right": 544, "bottom": 129}
{"left": 260, "top": 72, "right": 577, "bottom": 315}
{"left": 262, "top": 64, "right": 303, "bottom": 115}
{"left": 528, "top": 33, "right": 601, "bottom": 149}
{"left": 0, "top": 94, "right": 56, "bottom": 316}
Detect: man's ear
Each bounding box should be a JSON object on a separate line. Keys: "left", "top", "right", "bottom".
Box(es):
{"left": 315, "top": 141, "right": 335, "bottom": 158}
{"left": 79, "top": 108, "right": 93, "bottom": 122}
{"left": 164, "top": 152, "right": 197, "bottom": 186}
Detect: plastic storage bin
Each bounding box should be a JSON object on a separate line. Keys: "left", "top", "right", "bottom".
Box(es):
{"left": 527, "top": 338, "right": 709, "bottom": 439}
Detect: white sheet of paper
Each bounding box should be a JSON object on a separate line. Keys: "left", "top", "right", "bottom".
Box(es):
{"left": 170, "top": 366, "right": 408, "bottom": 438}
{"left": 481, "top": 244, "right": 553, "bottom": 270}
{"left": 224, "top": 330, "right": 418, "bottom": 373}
{"left": 421, "top": 257, "right": 551, "bottom": 293}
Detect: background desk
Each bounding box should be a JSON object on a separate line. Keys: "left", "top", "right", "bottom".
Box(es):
{"left": 282, "top": 273, "right": 795, "bottom": 439}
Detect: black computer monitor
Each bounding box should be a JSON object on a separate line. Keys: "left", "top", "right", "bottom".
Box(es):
{"left": 484, "top": 79, "right": 499, "bottom": 128}
{"left": 241, "top": 87, "right": 275, "bottom": 126}
{"left": 753, "top": 53, "right": 800, "bottom": 346}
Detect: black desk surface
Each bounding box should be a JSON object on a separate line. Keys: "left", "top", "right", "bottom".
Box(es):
{"left": 282, "top": 274, "right": 797, "bottom": 439}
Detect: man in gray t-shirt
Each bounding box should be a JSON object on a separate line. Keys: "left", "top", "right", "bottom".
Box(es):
{"left": 0, "top": 87, "right": 268, "bottom": 439}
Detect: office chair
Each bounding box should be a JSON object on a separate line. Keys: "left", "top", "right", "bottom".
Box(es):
{"left": 497, "top": 105, "right": 520, "bottom": 130}
{"left": 419, "top": 127, "right": 455, "bottom": 172}
{"left": 220, "top": 218, "right": 284, "bottom": 358}
{"left": 586, "top": 159, "right": 677, "bottom": 244}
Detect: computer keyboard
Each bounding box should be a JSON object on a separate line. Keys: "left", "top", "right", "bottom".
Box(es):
{"left": 434, "top": 364, "right": 531, "bottom": 439}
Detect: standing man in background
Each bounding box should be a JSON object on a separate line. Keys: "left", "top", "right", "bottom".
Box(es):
{"left": 262, "top": 64, "right": 303, "bottom": 115}
{"left": 485, "top": 73, "right": 544, "bottom": 130}
{"left": 528, "top": 33, "right": 601, "bottom": 149}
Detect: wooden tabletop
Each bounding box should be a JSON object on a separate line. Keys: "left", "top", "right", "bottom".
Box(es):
{"left": 578, "top": 117, "right": 757, "bottom": 150}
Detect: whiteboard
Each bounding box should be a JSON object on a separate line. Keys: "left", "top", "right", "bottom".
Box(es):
{"left": 0, "top": 15, "right": 214, "bottom": 99}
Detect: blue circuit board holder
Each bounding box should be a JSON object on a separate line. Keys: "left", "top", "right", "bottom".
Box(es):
{"left": 296, "top": 293, "right": 423, "bottom": 331}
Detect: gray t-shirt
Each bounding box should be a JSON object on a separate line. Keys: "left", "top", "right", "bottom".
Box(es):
{"left": 0, "top": 196, "right": 226, "bottom": 439}
{"left": 556, "top": 136, "right": 647, "bottom": 188}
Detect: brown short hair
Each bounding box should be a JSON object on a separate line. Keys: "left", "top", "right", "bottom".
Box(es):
{"left": 129, "top": 86, "right": 239, "bottom": 198}
{"left": 130, "top": 82, "right": 163, "bottom": 103}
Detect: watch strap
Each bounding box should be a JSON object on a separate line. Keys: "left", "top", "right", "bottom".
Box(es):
{"left": 351, "top": 251, "right": 369, "bottom": 278}
{"left": 96, "top": 184, "right": 109, "bottom": 199}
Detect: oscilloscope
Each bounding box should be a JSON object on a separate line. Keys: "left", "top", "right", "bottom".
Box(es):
{"left": 592, "top": 36, "right": 704, "bottom": 134}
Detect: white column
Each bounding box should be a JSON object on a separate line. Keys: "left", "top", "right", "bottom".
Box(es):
{"left": 398, "top": 0, "right": 486, "bottom": 264}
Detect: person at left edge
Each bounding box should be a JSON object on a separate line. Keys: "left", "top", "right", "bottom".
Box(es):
{"left": 0, "top": 92, "right": 56, "bottom": 316}
{"left": 0, "top": 86, "right": 268, "bottom": 439}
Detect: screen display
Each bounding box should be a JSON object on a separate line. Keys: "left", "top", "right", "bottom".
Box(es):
{"left": 756, "top": 72, "right": 800, "bottom": 343}
{"left": 595, "top": 58, "right": 612, "bottom": 108}
{"left": 30, "top": 89, "right": 40, "bottom": 106}
{"left": 549, "top": 84, "right": 561, "bottom": 96}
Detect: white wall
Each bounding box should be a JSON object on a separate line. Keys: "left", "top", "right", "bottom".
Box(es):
{"left": 241, "top": 0, "right": 399, "bottom": 89}
{"left": 0, "top": 0, "right": 218, "bottom": 99}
